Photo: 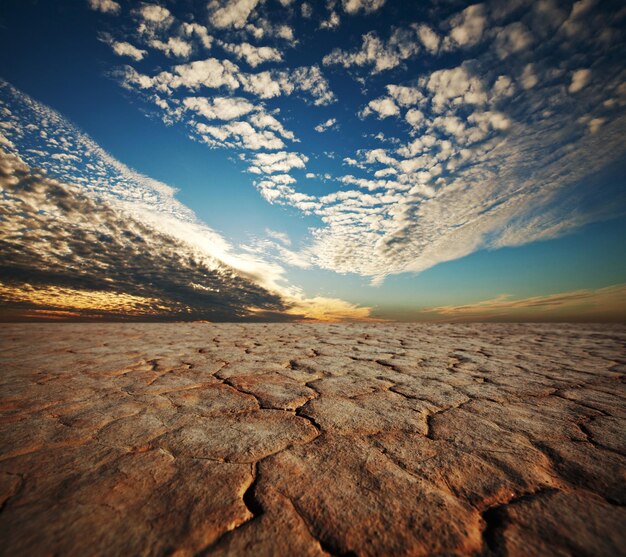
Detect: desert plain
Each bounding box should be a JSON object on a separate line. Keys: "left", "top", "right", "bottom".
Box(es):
{"left": 0, "top": 322, "right": 625, "bottom": 556}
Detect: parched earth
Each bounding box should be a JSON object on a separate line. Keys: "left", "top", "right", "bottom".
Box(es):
{"left": 0, "top": 323, "right": 625, "bottom": 557}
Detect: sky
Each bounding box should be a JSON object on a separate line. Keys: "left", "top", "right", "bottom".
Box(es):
{"left": 0, "top": 0, "right": 625, "bottom": 322}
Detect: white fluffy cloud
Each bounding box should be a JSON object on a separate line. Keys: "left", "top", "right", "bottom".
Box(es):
{"left": 149, "top": 37, "right": 192, "bottom": 58}
{"left": 140, "top": 4, "right": 171, "bottom": 23}
{"left": 110, "top": 41, "right": 146, "bottom": 61}
{"left": 341, "top": 0, "right": 386, "bottom": 14}
{"left": 88, "top": 0, "right": 120, "bottom": 15}
{"left": 208, "top": 0, "right": 262, "bottom": 29}
{"left": 248, "top": 151, "right": 309, "bottom": 174}
{"left": 221, "top": 42, "right": 283, "bottom": 67}
{"left": 181, "top": 23, "right": 213, "bottom": 49}
{"left": 315, "top": 118, "right": 337, "bottom": 132}
{"left": 319, "top": 10, "right": 341, "bottom": 30}
{"left": 416, "top": 24, "right": 440, "bottom": 53}
{"left": 445, "top": 4, "right": 488, "bottom": 48}
{"left": 323, "top": 29, "right": 420, "bottom": 73}
{"left": 121, "top": 59, "right": 334, "bottom": 105}
{"left": 425, "top": 64, "right": 487, "bottom": 111}
{"left": 405, "top": 108, "right": 424, "bottom": 127}
{"left": 292, "top": 66, "right": 336, "bottom": 106}
{"left": 197, "top": 121, "right": 285, "bottom": 150}
{"left": 248, "top": 112, "right": 296, "bottom": 140}
{"left": 182, "top": 96, "right": 297, "bottom": 151}
{"left": 386, "top": 85, "right": 423, "bottom": 106}
{"left": 361, "top": 97, "right": 399, "bottom": 119}
{"left": 151, "top": 58, "right": 241, "bottom": 91}
{"left": 183, "top": 96, "right": 258, "bottom": 120}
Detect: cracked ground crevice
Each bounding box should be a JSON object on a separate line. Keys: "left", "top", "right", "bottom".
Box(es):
{"left": 479, "top": 487, "right": 562, "bottom": 556}
{"left": 1, "top": 322, "right": 625, "bottom": 556}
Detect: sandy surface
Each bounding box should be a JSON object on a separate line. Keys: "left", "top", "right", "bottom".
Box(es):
{"left": 0, "top": 323, "right": 625, "bottom": 556}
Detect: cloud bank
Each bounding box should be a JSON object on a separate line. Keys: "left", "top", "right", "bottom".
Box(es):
{"left": 0, "top": 148, "right": 289, "bottom": 320}
{"left": 0, "top": 82, "right": 370, "bottom": 321}
{"left": 422, "top": 285, "right": 626, "bottom": 323}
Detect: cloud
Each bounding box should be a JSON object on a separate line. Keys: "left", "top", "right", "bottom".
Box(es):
{"left": 221, "top": 42, "right": 283, "bottom": 67}
{"left": 244, "top": 19, "right": 295, "bottom": 42}
{"left": 492, "top": 75, "right": 515, "bottom": 98}
{"left": 319, "top": 10, "right": 341, "bottom": 30}
{"left": 314, "top": 118, "right": 337, "bottom": 132}
{"left": 88, "top": 0, "right": 120, "bottom": 15}
{"left": 467, "top": 110, "right": 510, "bottom": 132}
{"left": 183, "top": 96, "right": 258, "bottom": 120}
{"left": 1, "top": 284, "right": 174, "bottom": 319}
{"left": 494, "top": 22, "right": 533, "bottom": 58}
{"left": 248, "top": 151, "right": 308, "bottom": 174}
{"left": 291, "top": 65, "right": 336, "bottom": 105}
{"left": 0, "top": 148, "right": 289, "bottom": 321}
{"left": 1, "top": 80, "right": 191, "bottom": 222}
{"left": 569, "top": 69, "right": 592, "bottom": 93}
{"left": 139, "top": 4, "right": 171, "bottom": 23}
{"left": 445, "top": 4, "right": 488, "bottom": 49}
{"left": 144, "top": 57, "right": 241, "bottom": 91}
{"left": 136, "top": 3, "right": 173, "bottom": 34}
{"left": 248, "top": 112, "right": 296, "bottom": 140}
{"left": 236, "top": 69, "right": 292, "bottom": 98}
{"left": 405, "top": 108, "right": 424, "bottom": 127}
{"left": 587, "top": 117, "right": 605, "bottom": 135}
{"left": 386, "top": 85, "right": 423, "bottom": 106}
{"left": 181, "top": 23, "right": 213, "bottom": 49}
{"left": 286, "top": 295, "right": 374, "bottom": 322}
{"left": 520, "top": 63, "right": 538, "bottom": 89}
{"left": 110, "top": 41, "right": 147, "bottom": 61}
{"left": 423, "top": 285, "right": 626, "bottom": 322}
{"left": 415, "top": 24, "right": 440, "bottom": 53}
{"left": 260, "top": 22, "right": 626, "bottom": 284}
{"left": 208, "top": 0, "right": 263, "bottom": 29}
{"left": 149, "top": 37, "right": 193, "bottom": 58}
{"left": 560, "top": 0, "right": 598, "bottom": 38}
{"left": 340, "top": 174, "right": 403, "bottom": 191}
{"left": 120, "top": 59, "right": 334, "bottom": 105}
{"left": 323, "top": 28, "right": 420, "bottom": 74}
{"left": 425, "top": 63, "right": 487, "bottom": 111}
{"left": 265, "top": 229, "right": 291, "bottom": 245}
{"left": 341, "top": 0, "right": 386, "bottom": 15}
{"left": 361, "top": 97, "right": 399, "bottom": 119}
{"left": 196, "top": 120, "right": 285, "bottom": 150}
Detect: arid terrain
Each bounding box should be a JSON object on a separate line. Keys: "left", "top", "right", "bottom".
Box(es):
{"left": 0, "top": 323, "right": 625, "bottom": 556}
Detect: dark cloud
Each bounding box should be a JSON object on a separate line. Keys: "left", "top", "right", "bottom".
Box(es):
{"left": 0, "top": 148, "right": 296, "bottom": 321}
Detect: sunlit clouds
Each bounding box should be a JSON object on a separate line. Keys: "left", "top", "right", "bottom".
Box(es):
{"left": 0, "top": 283, "right": 177, "bottom": 319}
{"left": 423, "top": 285, "right": 626, "bottom": 323}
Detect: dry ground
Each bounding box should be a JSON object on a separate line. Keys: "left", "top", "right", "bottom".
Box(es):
{"left": 1, "top": 323, "right": 625, "bottom": 556}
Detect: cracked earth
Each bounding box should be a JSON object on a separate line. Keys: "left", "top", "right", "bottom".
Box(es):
{"left": 0, "top": 323, "right": 625, "bottom": 556}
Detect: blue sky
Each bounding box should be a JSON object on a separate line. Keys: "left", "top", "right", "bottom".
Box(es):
{"left": 0, "top": 0, "right": 625, "bottom": 321}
